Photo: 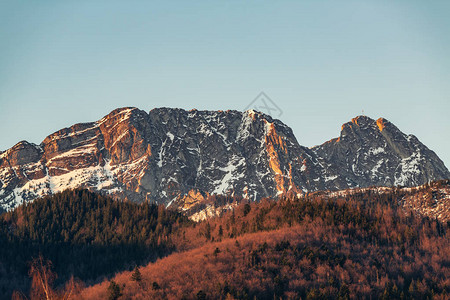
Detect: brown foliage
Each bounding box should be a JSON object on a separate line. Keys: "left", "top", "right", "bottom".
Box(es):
{"left": 79, "top": 192, "right": 450, "bottom": 299}
{"left": 29, "top": 256, "right": 57, "bottom": 300}
{"left": 13, "top": 256, "right": 84, "bottom": 300}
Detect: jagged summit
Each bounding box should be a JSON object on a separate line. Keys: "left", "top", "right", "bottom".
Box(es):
{"left": 0, "top": 108, "right": 448, "bottom": 211}
{"left": 341, "top": 115, "right": 391, "bottom": 132}
{"left": 313, "top": 115, "right": 449, "bottom": 188}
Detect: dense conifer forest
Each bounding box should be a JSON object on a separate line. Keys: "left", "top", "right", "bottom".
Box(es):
{"left": 1, "top": 182, "right": 449, "bottom": 299}
{"left": 0, "top": 189, "right": 189, "bottom": 299}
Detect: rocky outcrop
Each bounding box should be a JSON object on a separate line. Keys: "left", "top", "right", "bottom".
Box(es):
{"left": 0, "top": 108, "right": 449, "bottom": 211}
{"left": 311, "top": 116, "right": 450, "bottom": 188}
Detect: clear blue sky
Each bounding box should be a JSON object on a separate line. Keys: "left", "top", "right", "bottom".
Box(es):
{"left": 1, "top": 1, "right": 449, "bottom": 168}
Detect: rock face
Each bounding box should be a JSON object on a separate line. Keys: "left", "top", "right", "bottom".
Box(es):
{"left": 311, "top": 116, "right": 450, "bottom": 188}
{"left": 0, "top": 108, "right": 449, "bottom": 211}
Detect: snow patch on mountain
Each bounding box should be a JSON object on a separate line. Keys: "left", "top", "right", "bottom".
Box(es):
{"left": 213, "top": 156, "right": 246, "bottom": 194}
{"left": 395, "top": 152, "right": 422, "bottom": 186}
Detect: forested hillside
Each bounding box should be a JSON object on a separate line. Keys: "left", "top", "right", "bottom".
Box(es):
{"left": 2, "top": 184, "right": 449, "bottom": 299}
{"left": 0, "top": 189, "right": 189, "bottom": 299}
{"left": 81, "top": 185, "right": 449, "bottom": 299}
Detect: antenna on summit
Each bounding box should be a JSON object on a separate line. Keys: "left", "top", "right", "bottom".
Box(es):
{"left": 362, "top": 109, "right": 365, "bottom": 116}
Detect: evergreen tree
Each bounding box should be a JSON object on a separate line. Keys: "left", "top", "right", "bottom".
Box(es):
{"left": 107, "top": 280, "right": 122, "bottom": 300}
{"left": 152, "top": 282, "right": 160, "bottom": 290}
{"left": 243, "top": 203, "right": 251, "bottom": 216}
{"left": 131, "top": 266, "right": 142, "bottom": 282}
{"left": 197, "top": 290, "right": 206, "bottom": 300}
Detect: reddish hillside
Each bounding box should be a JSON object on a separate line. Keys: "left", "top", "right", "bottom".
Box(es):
{"left": 77, "top": 194, "right": 450, "bottom": 299}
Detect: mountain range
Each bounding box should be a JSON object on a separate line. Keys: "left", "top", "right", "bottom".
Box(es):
{"left": 0, "top": 107, "right": 449, "bottom": 212}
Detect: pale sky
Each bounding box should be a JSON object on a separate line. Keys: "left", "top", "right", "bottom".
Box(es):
{"left": 1, "top": 1, "right": 449, "bottom": 168}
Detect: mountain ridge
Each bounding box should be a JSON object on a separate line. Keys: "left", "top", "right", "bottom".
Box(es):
{"left": 0, "top": 107, "right": 448, "bottom": 211}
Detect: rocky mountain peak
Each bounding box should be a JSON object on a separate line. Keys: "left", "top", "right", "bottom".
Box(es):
{"left": 342, "top": 115, "right": 382, "bottom": 133}
{"left": 313, "top": 115, "right": 449, "bottom": 188}
{"left": 350, "top": 115, "right": 372, "bottom": 126}
{"left": 0, "top": 141, "right": 42, "bottom": 167}
{"left": 0, "top": 108, "right": 448, "bottom": 212}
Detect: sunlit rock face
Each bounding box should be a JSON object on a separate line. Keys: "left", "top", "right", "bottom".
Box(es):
{"left": 311, "top": 115, "right": 450, "bottom": 188}
{"left": 0, "top": 108, "right": 449, "bottom": 212}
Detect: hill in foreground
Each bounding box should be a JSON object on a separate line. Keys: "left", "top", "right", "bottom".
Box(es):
{"left": 76, "top": 185, "right": 448, "bottom": 299}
